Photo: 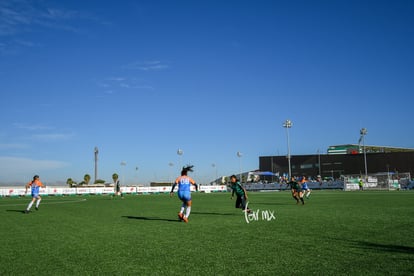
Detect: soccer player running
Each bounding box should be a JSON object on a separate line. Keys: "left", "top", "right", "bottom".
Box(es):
{"left": 301, "top": 176, "right": 311, "bottom": 199}
{"left": 25, "top": 175, "right": 45, "bottom": 213}
{"left": 288, "top": 176, "right": 304, "bottom": 205}
{"left": 230, "top": 175, "right": 251, "bottom": 213}
{"left": 170, "top": 165, "right": 198, "bottom": 223}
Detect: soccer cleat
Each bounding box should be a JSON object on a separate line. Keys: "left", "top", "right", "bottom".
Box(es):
{"left": 25, "top": 210, "right": 30, "bottom": 214}
{"left": 182, "top": 217, "right": 188, "bottom": 223}
{"left": 35, "top": 207, "right": 39, "bottom": 211}
{"left": 178, "top": 212, "right": 184, "bottom": 221}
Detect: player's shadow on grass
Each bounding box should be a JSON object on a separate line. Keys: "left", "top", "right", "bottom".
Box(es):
{"left": 252, "top": 202, "right": 291, "bottom": 206}
{"left": 6, "top": 210, "right": 26, "bottom": 214}
{"left": 354, "top": 240, "right": 414, "bottom": 254}
{"left": 191, "top": 211, "right": 237, "bottom": 216}
{"left": 122, "top": 215, "right": 180, "bottom": 222}
{"left": 341, "top": 239, "right": 414, "bottom": 254}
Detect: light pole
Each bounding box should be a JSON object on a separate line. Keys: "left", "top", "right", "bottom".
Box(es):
{"left": 283, "top": 119, "right": 292, "bottom": 179}
{"left": 120, "top": 161, "right": 126, "bottom": 186}
{"left": 237, "top": 151, "right": 242, "bottom": 183}
{"left": 317, "top": 149, "right": 321, "bottom": 177}
{"left": 360, "top": 128, "right": 368, "bottom": 181}
{"left": 212, "top": 163, "right": 218, "bottom": 185}
{"left": 94, "top": 147, "right": 99, "bottom": 183}
{"left": 177, "top": 148, "right": 183, "bottom": 169}
{"left": 168, "top": 162, "right": 174, "bottom": 183}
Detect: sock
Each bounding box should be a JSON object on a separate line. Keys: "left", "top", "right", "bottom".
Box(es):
{"left": 180, "top": 205, "right": 185, "bottom": 214}
{"left": 300, "top": 197, "right": 304, "bottom": 204}
{"left": 185, "top": 206, "right": 191, "bottom": 218}
{"left": 36, "top": 199, "right": 41, "bottom": 208}
{"left": 27, "top": 201, "right": 34, "bottom": 210}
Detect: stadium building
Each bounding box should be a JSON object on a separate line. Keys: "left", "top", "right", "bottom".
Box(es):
{"left": 259, "top": 144, "right": 414, "bottom": 181}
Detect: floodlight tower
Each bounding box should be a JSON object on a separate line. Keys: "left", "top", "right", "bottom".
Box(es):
{"left": 360, "top": 128, "right": 368, "bottom": 181}
{"left": 177, "top": 148, "right": 183, "bottom": 169}
{"left": 169, "top": 162, "right": 174, "bottom": 183}
{"left": 94, "top": 147, "right": 99, "bottom": 183}
{"left": 120, "top": 161, "right": 127, "bottom": 186}
{"left": 283, "top": 119, "right": 293, "bottom": 179}
{"left": 237, "top": 151, "right": 243, "bottom": 183}
{"left": 212, "top": 163, "right": 218, "bottom": 185}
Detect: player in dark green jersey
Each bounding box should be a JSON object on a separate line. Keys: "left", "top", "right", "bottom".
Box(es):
{"left": 230, "top": 175, "right": 251, "bottom": 213}
{"left": 287, "top": 176, "right": 304, "bottom": 205}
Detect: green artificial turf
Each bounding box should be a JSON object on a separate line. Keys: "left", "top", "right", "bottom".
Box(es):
{"left": 1, "top": 190, "right": 413, "bottom": 275}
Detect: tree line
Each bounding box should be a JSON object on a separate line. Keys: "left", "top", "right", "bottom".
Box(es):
{"left": 66, "top": 173, "right": 119, "bottom": 187}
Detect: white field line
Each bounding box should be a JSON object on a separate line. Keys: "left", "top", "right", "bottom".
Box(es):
{"left": 0, "top": 198, "right": 87, "bottom": 207}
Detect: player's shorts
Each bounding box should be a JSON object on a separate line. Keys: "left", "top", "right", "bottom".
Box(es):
{"left": 31, "top": 192, "right": 40, "bottom": 198}
{"left": 302, "top": 184, "right": 309, "bottom": 190}
{"left": 178, "top": 191, "right": 191, "bottom": 202}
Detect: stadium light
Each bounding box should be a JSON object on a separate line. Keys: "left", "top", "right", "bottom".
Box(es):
{"left": 360, "top": 128, "right": 368, "bottom": 181}
{"left": 283, "top": 119, "right": 293, "bottom": 178}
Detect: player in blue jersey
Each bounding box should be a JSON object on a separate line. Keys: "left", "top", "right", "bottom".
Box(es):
{"left": 25, "top": 175, "right": 45, "bottom": 213}
{"left": 301, "top": 176, "right": 311, "bottom": 199}
{"left": 170, "top": 165, "right": 198, "bottom": 223}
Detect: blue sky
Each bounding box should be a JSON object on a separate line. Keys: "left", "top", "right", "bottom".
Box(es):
{"left": 1, "top": 0, "right": 413, "bottom": 185}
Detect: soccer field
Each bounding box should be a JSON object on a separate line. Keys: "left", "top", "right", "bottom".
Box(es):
{"left": 1, "top": 191, "right": 413, "bottom": 275}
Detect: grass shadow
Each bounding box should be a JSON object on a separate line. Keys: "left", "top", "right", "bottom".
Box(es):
{"left": 122, "top": 215, "right": 180, "bottom": 222}
{"left": 354, "top": 240, "right": 414, "bottom": 254}
{"left": 191, "top": 211, "right": 237, "bottom": 216}
{"left": 251, "top": 202, "right": 292, "bottom": 206}
{"left": 335, "top": 238, "right": 414, "bottom": 255}
{"left": 6, "top": 209, "right": 26, "bottom": 214}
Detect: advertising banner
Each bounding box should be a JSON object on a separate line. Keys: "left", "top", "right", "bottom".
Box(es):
{"left": 1, "top": 185, "right": 230, "bottom": 197}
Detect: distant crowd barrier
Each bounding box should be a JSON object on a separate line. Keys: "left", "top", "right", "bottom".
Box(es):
{"left": 244, "top": 180, "right": 344, "bottom": 191}
{"left": 0, "top": 185, "right": 228, "bottom": 197}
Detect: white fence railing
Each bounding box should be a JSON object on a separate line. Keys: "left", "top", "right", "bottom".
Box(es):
{"left": 0, "top": 185, "right": 228, "bottom": 197}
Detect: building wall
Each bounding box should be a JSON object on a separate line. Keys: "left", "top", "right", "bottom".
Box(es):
{"left": 259, "top": 152, "right": 414, "bottom": 179}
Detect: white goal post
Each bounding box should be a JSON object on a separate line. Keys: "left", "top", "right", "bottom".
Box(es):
{"left": 343, "top": 172, "right": 411, "bottom": 191}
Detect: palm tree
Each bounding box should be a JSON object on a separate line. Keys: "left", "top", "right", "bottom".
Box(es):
{"left": 112, "top": 173, "right": 123, "bottom": 197}
{"left": 84, "top": 174, "right": 91, "bottom": 185}
{"left": 112, "top": 173, "right": 119, "bottom": 183}
{"left": 66, "top": 178, "right": 74, "bottom": 187}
